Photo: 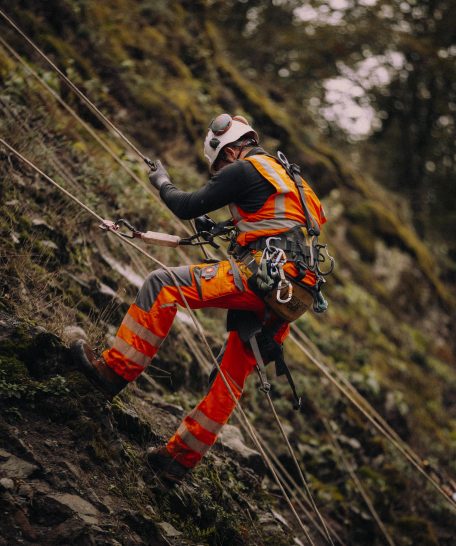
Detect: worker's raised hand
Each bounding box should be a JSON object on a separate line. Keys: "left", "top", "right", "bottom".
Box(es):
{"left": 194, "top": 214, "right": 216, "bottom": 233}
{"left": 148, "top": 160, "right": 171, "bottom": 191}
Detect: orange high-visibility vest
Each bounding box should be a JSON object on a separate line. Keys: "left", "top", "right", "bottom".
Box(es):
{"left": 229, "top": 154, "right": 326, "bottom": 246}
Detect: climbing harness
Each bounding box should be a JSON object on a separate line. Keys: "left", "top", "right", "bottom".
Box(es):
{"left": 275, "top": 151, "right": 334, "bottom": 310}
{"left": 229, "top": 151, "right": 335, "bottom": 320}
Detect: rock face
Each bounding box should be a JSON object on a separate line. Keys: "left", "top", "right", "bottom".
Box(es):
{"left": 0, "top": 316, "right": 295, "bottom": 546}
{"left": 0, "top": 449, "right": 39, "bottom": 479}
{"left": 217, "top": 425, "right": 265, "bottom": 474}
{"left": 46, "top": 493, "right": 99, "bottom": 524}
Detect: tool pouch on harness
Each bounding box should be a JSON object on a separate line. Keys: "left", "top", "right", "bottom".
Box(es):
{"left": 246, "top": 251, "right": 314, "bottom": 322}
{"left": 238, "top": 250, "right": 315, "bottom": 323}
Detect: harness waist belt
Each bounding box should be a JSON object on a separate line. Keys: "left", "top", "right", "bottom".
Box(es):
{"left": 234, "top": 231, "right": 311, "bottom": 258}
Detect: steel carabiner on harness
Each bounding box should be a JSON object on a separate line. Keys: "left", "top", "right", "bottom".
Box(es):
{"left": 316, "top": 244, "right": 335, "bottom": 276}
{"left": 260, "top": 237, "right": 293, "bottom": 303}
{"left": 276, "top": 268, "right": 293, "bottom": 303}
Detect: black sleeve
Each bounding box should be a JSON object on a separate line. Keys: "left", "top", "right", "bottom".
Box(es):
{"left": 159, "top": 161, "right": 253, "bottom": 220}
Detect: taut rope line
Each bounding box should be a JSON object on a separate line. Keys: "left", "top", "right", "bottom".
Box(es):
{"left": 0, "top": 9, "right": 146, "bottom": 162}
{"left": 0, "top": 35, "right": 192, "bottom": 238}
{"left": 290, "top": 326, "right": 456, "bottom": 510}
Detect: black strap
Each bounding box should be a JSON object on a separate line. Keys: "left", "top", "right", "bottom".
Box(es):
{"left": 275, "top": 353, "right": 303, "bottom": 411}
{"left": 291, "top": 167, "right": 320, "bottom": 237}
{"left": 249, "top": 336, "right": 271, "bottom": 393}
{"left": 242, "top": 233, "right": 311, "bottom": 255}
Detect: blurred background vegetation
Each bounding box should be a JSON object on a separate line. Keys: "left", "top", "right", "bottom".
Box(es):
{"left": 212, "top": 0, "right": 456, "bottom": 256}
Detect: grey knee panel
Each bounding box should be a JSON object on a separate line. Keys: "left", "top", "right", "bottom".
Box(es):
{"left": 135, "top": 266, "right": 193, "bottom": 311}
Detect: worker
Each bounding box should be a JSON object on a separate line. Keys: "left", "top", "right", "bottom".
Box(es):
{"left": 72, "top": 113, "right": 327, "bottom": 484}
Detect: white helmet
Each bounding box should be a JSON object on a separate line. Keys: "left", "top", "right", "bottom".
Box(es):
{"left": 203, "top": 114, "right": 258, "bottom": 173}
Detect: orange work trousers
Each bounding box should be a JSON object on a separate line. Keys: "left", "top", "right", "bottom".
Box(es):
{"left": 103, "top": 260, "right": 289, "bottom": 468}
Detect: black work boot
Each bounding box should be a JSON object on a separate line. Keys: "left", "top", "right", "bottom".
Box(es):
{"left": 71, "top": 339, "right": 128, "bottom": 398}
{"left": 146, "top": 446, "right": 190, "bottom": 485}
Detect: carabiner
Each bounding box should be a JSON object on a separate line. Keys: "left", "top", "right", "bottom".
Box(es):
{"left": 277, "top": 150, "right": 291, "bottom": 171}
{"left": 99, "top": 218, "right": 142, "bottom": 239}
{"left": 276, "top": 279, "right": 293, "bottom": 303}
{"left": 316, "top": 244, "right": 335, "bottom": 276}
{"left": 265, "top": 236, "right": 281, "bottom": 252}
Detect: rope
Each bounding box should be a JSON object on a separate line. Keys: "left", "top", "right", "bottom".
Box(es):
{"left": 259, "top": 437, "right": 347, "bottom": 546}
{"left": 0, "top": 35, "right": 192, "bottom": 238}
{"left": 289, "top": 326, "right": 456, "bottom": 511}
{"left": 320, "top": 417, "right": 396, "bottom": 546}
{"left": 303, "top": 331, "right": 428, "bottom": 469}
{"left": 0, "top": 9, "right": 146, "bottom": 161}
{"left": 264, "top": 392, "right": 335, "bottom": 545}
{"left": 0, "top": 139, "right": 315, "bottom": 543}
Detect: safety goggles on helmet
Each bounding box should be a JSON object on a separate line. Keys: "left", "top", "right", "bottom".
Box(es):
{"left": 204, "top": 114, "right": 258, "bottom": 173}
{"left": 209, "top": 114, "right": 249, "bottom": 136}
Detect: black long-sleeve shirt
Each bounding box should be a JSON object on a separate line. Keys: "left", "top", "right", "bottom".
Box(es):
{"left": 159, "top": 147, "right": 275, "bottom": 219}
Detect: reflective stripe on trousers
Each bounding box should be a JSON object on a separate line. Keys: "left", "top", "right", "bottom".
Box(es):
{"left": 103, "top": 260, "right": 287, "bottom": 468}
{"left": 166, "top": 332, "right": 254, "bottom": 468}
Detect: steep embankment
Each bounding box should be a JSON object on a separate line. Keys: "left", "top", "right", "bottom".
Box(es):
{"left": 1, "top": 1, "right": 455, "bottom": 545}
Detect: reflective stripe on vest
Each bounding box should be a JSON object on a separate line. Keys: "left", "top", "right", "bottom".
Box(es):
{"left": 230, "top": 155, "right": 326, "bottom": 246}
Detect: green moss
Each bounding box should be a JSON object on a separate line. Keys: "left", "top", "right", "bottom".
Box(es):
{"left": 0, "top": 355, "right": 69, "bottom": 404}
{"left": 347, "top": 200, "right": 453, "bottom": 307}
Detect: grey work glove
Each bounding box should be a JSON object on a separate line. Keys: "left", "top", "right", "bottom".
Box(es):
{"left": 148, "top": 160, "right": 171, "bottom": 191}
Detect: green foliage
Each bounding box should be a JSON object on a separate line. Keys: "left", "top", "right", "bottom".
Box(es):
{"left": 0, "top": 356, "right": 69, "bottom": 403}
